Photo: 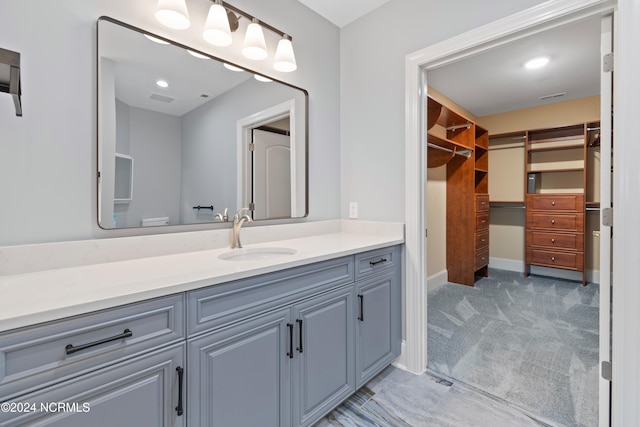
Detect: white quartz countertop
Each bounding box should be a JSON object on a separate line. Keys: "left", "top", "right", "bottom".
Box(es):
{"left": 0, "top": 221, "right": 404, "bottom": 333}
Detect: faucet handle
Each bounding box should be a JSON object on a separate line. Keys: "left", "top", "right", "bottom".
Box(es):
{"left": 233, "top": 207, "right": 251, "bottom": 221}
{"left": 215, "top": 208, "right": 229, "bottom": 222}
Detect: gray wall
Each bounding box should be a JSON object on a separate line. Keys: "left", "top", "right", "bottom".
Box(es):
{"left": 339, "top": 0, "right": 546, "bottom": 222}
{"left": 0, "top": 0, "right": 339, "bottom": 246}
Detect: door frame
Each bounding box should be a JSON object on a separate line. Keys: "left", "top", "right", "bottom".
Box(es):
{"left": 403, "top": 0, "right": 640, "bottom": 424}
{"left": 237, "top": 99, "right": 298, "bottom": 216}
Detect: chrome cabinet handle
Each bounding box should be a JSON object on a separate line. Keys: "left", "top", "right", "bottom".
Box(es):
{"left": 65, "top": 328, "right": 133, "bottom": 355}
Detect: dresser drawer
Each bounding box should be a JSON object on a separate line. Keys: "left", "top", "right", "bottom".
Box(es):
{"left": 526, "top": 248, "right": 584, "bottom": 271}
{"left": 526, "top": 212, "right": 584, "bottom": 232}
{"left": 188, "top": 256, "right": 354, "bottom": 337}
{"left": 526, "top": 194, "right": 583, "bottom": 212}
{"left": 475, "top": 194, "right": 490, "bottom": 213}
{"left": 475, "top": 249, "right": 489, "bottom": 270}
{"left": 0, "top": 294, "right": 185, "bottom": 401}
{"left": 527, "top": 230, "right": 583, "bottom": 251}
{"left": 475, "top": 230, "right": 489, "bottom": 252}
{"left": 476, "top": 213, "right": 489, "bottom": 231}
{"left": 355, "top": 246, "right": 399, "bottom": 280}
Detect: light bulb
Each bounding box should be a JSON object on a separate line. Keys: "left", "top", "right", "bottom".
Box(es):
{"left": 203, "top": 3, "right": 232, "bottom": 46}
{"left": 273, "top": 36, "right": 297, "bottom": 72}
{"left": 155, "top": 0, "right": 190, "bottom": 30}
{"left": 242, "top": 19, "right": 268, "bottom": 60}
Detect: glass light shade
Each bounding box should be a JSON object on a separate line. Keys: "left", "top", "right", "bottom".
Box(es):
{"left": 254, "top": 74, "right": 272, "bottom": 82}
{"left": 203, "top": 4, "right": 232, "bottom": 46}
{"left": 223, "top": 63, "right": 245, "bottom": 72}
{"left": 155, "top": 0, "right": 190, "bottom": 30}
{"left": 242, "top": 21, "right": 268, "bottom": 60}
{"left": 187, "top": 50, "right": 208, "bottom": 59}
{"left": 273, "top": 37, "right": 297, "bottom": 72}
{"left": 144, "top": 34, "right": 170, "bottom": 45}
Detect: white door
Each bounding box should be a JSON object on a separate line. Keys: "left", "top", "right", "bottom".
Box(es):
{"left": 251, "top": 129, "right": 292, "bottom": 220}
{"left": 599, "top": 13, "right": 613, "bottom": 427}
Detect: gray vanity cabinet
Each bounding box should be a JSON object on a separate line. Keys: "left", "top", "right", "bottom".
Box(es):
{"left": 0, "top": 343, "right": 186, "bottom": 427}
{"left": 187, "top": 308, "right": 292, "bottom": 427}
{"left": 292, "top": 285, "right": 355, "bottom": 427}
{"left": 354, "top": 246, "right": 401, "bottom": 388}
{"left": 187, "top": 284, "right": 355, "bottom": 427}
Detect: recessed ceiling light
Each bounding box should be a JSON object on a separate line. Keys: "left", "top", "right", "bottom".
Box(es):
{"left": 223, "top": 63, "right": 244, "bottom": 72}
{"left": 524, "top": 57, "right": 550, "bottom": 69}
{"left": 156, "top": 79, "right": 169, "bottom": 88}
{"left": 187, "top": 50, "right": 208, "bottom": 59}
{"left": 254, "top": 74, "right": 272, "bottom": 82}
{"left": 144, "top": 34, "right": 170, "bottom": 45}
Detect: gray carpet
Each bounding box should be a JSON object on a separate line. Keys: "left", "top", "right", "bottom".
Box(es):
{"left": 427, "top": 269, "right": 600, "bottom": 427}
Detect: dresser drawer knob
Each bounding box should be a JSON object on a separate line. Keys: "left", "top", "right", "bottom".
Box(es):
{"left": 551, "top": 219, "right": 555, "bottom": 224}
{"left": 551, "top": 257, "right": 556, "bottom": 262}
{"left": 551, "top": 201, "right": 555, "bottom": 206}
{"left": 551, "top": 238, "right": 556, "bottom": 243}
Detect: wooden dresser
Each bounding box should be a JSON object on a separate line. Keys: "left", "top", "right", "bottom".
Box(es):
{"left": 525, "top": 194, "right": 585, "bottom": 283}
{"left": 475, "top": 194, "right": 490, "bottom": 275}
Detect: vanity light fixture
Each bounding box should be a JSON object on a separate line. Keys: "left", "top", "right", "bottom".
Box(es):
{"left": 154, "top": 0, "right": 190, "bottom": 30}
{"left": 524, "top": 56, "right": 550, "bottom": 69}
{"left": 154, "top": 0, "right": 298, "bottom": 72}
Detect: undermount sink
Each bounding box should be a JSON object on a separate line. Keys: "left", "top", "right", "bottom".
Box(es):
{"left": 218, "top": 247, "right": 297, "bottom": 262}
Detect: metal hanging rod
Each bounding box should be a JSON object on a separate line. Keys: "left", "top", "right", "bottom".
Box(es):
{"left": 427, "top": 142, "right": 472, "bottom": 158}
{"left": 587, "top": 126, "right": 601, "bottom": 131}
{"left": 446, "top": 123, "right": 472, "bottom": 132}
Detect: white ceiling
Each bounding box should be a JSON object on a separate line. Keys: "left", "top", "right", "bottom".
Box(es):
{"left": 428, "top": 15, "right": 602, "bottom": 117}
{"left": 300, "top": 2, "right": 601, "bottom": 118}
{"left": 298, "top": 0, "right": 390, "bottom": 28}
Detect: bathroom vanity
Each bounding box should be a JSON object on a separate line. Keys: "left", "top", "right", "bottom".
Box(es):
{"left": 0, "top": 221, "right": 403, "bottom": 427}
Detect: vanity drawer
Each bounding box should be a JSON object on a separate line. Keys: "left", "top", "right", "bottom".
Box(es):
{"left": 527, "top": 194, "right": 583, "bottom": 212}
{"left": 188, "top": 256, "right": 354, "bottom": 337}
{"left": 527, "top": 230, "right": 583, "bottom": 251}
{"left": 475, "top": 194, "right": 490, "bottom": 213}
{"left": 527, "top": 212, "right": 584, "bottom": 232}
{"left": 0, "top": 294, "right": 185, "bottom": 401}
{"left": 355, "top": 246, "right": 399, "bottom": 280}
{"left": 526, "top": 248, "right": 584, "bottom": 271}
{"left": 476, "top": 213, "right": 489, "bottom": 231}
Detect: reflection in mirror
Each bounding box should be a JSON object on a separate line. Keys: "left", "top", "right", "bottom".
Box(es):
{"left": 97, "top": 17, "right": 308, "bottom": 229}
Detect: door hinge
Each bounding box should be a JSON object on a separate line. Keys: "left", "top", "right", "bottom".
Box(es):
{"left": 602, "top": 207, "right": 613, "bottom": 227}
{"left": 603, "top": 52, "right": 614, "bottom": 73}
{"left": 248, "top": 202, "right": 255, "bottom": 210}
{"left": 601, "top": 361, "right": 612, "bottom": 381}
{"left": 249, "top": 143, "right": 255, "bottom": 151}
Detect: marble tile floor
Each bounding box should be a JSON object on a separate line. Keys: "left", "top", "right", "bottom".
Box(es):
{"left": 315, "top": 365, "right": 549, "bottom": 427}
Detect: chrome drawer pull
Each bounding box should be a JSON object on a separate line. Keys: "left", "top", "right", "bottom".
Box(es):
{"left": 551, "top": 201, "right": 555, "bottom": 206}
{"left": 369, "top": 258, "right": 387, "bottom": 266}
{"left": 65, "top": 328, "right": 133, "bottom": 355}
{"left": 551, "top": 238, "right": 556, "bottom": 243}
{"left": 551, "top": 219, "right": 555, "bottom": 224}
{"left": 551, "top": 257, "right": 556, "bottom": 262}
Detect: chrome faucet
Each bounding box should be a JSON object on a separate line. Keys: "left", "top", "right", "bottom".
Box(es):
{"left": 231, "top": 207, "right": 253, "bottom": 249}
{"left": 215, "top": 208, "right": 228, "bottom": 222}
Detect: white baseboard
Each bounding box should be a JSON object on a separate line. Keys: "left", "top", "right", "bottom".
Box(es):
{"left": 427, "top": 269, "right": 448, "bottom": 293}
{"left": 393, "top": 340, "right": 424, "bottom": 374}
{"left": 489, "top": 257, "right": 600, "bottom": 284}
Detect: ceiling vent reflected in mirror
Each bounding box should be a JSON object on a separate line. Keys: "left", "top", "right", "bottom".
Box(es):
{"left": 149, "top": 93, "right": 176, "bottom": 103}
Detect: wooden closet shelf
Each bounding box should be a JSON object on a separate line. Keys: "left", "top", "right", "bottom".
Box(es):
{"left": 428, "top": 132, "right": 474, "bottom": 151}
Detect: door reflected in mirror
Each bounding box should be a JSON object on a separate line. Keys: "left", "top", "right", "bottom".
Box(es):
{"left": 97, "top": 17, "right": 308, "bottom": 229}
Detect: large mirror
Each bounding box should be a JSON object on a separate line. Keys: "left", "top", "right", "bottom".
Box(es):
{"left": 97, "top": 17, "right": 308, "bottom": 229}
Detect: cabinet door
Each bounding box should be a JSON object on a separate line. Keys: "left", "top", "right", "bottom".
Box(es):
{"left": 292, "top": 285, "right": 355, "bottom": 427}
{"left": 187, "top": 308, "right": 291, "bottom": 427}
{"left": 355, "top": 271, "right": 400, "bottom": 388}
{"left": 0, "top": 343, "right": 185, "bottom": 427}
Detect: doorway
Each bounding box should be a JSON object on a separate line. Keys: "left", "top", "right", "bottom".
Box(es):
{"left": 403, "top": 0, "right": 616, "bottom": 425}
